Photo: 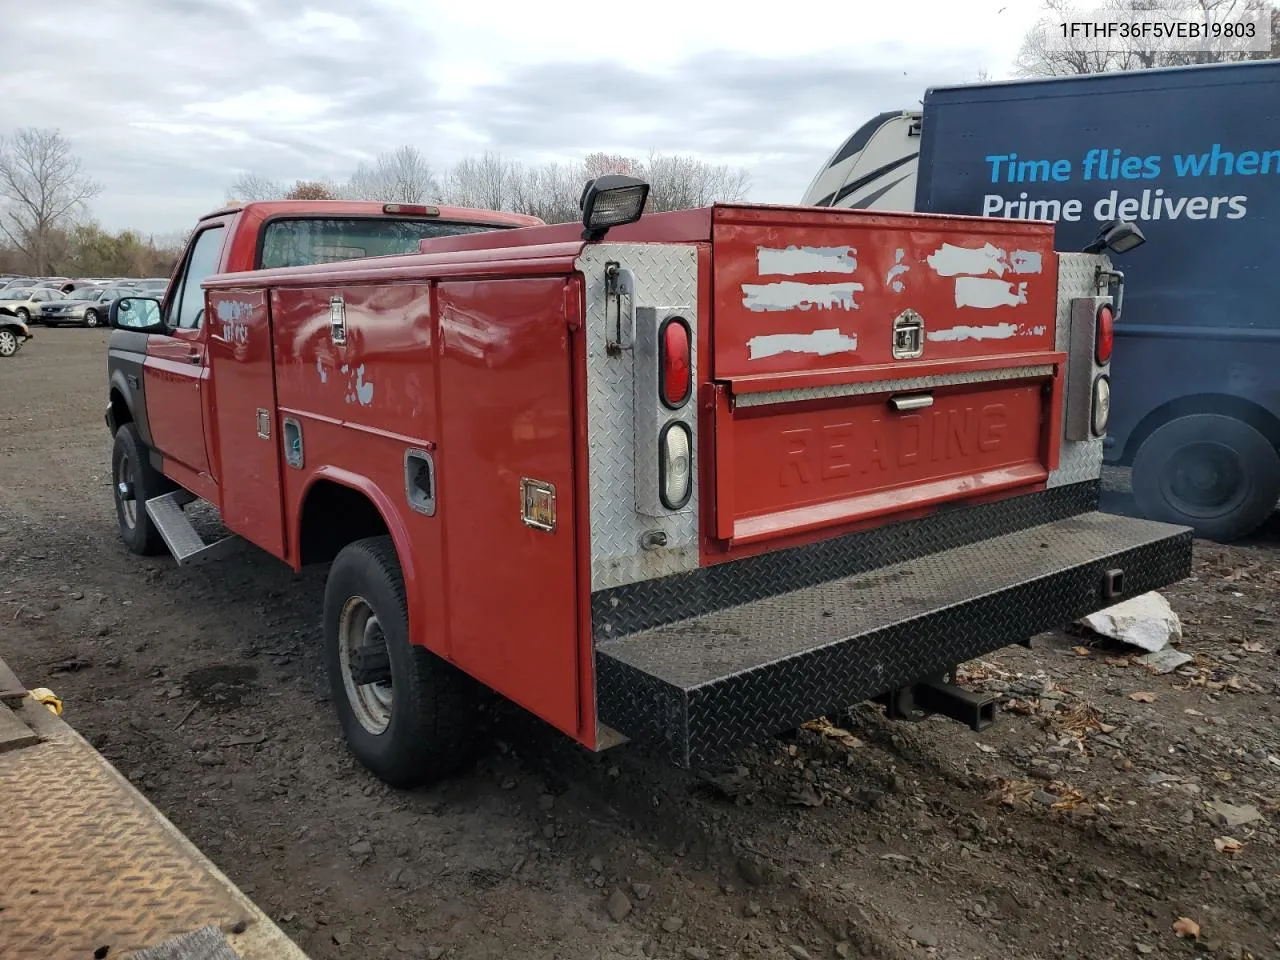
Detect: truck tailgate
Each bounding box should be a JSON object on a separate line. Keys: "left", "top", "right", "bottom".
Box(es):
{"left": 710, "top": 206, "right": 1063, "bottom": 545}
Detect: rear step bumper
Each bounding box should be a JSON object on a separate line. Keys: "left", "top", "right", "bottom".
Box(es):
{"left": 595, "top": 511, "right": 1192, "bottom": 767}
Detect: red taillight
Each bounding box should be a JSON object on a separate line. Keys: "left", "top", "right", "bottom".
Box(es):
{"left": 1095, "top": 303, "right": 1115, "bottom": 364}
{"left": 660, "top": 318, "right": 691, "bottom": 408}
{"left": 382, "top": 203, "right": 439, "bottom": 216}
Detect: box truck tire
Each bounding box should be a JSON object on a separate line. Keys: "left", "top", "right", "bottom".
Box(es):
{"left": 323, "top": 535, "right": 477, "bottom": 787}
{"left": 1131, "top": 413, "right": 1280, "bottom": 543}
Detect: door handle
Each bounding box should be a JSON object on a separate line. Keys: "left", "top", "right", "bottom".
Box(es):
{"left": 187, "top": 351, "right": 201, "bottom": 365}
{"left": 889, "top": 392, "right": 933, "bottom": 412}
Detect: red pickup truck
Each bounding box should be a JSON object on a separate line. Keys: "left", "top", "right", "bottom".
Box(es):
{"left": 104, "top": 179, "right": 1192, "bottom": 787}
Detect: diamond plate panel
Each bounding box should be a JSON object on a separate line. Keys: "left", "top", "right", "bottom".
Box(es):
{"left": 591, "top": 481, "right": 1099, "bottom": 640}
{"left": 596, "top": 511, "right": 1192, "bottom": 766}
{"left": 733, "top": 364, "right": 1054, "bottom": 408}
{"left": 1049, "top": 253, "right": 1109, "bottom": 488}
{"left": 0, "top": 700, "right": 307, "bottom": 960}
{"left": 576, "top": 244, "right": 700, "bottom": 591}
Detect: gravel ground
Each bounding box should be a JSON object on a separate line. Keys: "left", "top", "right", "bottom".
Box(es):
{"left": 1, "top": 328, "right": 1277, "bottom": 960}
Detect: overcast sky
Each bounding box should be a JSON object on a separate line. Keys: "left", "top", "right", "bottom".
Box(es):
{"left": 0, "top": 0, "right": 1048, "bottom": 234}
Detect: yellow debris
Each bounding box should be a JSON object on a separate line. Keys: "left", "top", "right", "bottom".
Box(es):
{"left": 29, "top": 688, "right": 62, "bottom": 716}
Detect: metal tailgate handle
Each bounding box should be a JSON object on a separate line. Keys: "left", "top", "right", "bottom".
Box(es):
{"left": 889, "top": 392, "right": 934, "bottom": 412}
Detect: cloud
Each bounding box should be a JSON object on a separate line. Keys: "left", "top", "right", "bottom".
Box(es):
{"left": 0, "top": 0, "right": 1041, "bottom": 233}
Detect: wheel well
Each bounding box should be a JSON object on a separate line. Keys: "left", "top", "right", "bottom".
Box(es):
{"left": 109, "top": 389, "right": 134, "bottom": 430}
{"left": 1120, "top": 393, "right": 1280, "bottom": 465}
{"left": 298, "top": 479, "right": 391, "bottom": 566}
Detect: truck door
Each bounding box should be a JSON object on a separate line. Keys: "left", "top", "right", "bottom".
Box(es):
{"left": 203, "top": 288, "right": 285, "bottom": 556}
{"left": 436, "top": 276, "right": 583, "bottom": 739}
{"left": 144, "top": 224, "right": 227, "bottom": 483}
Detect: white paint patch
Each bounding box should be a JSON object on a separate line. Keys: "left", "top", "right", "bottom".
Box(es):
{"left": 315, "top": 358, "right": 328, "bottom": 383}
{"left": 1008, "top": 250, "right": 1043, "bottom": 275}
{"left": 741, "top": 281, "right": 863, "bottom": 312}
{"left": 344, "top": 364, "right": 375, "bottom": 405}
{"left": 928, "top": 242, "right": 1007, "bottom": 277}
{"left": 927, "top": 323, "right": 1019, "bottom": 343}
{"left": 757, "top": 245, "right": 857, "bottom": 276}
{"left": 954, "top": 277, "right": 1028, "bottom": 309}
{"left": 355, "top": 364, "right": 374, "bottom": 405}
{"left": 885, "top": 248, "right": 910, "bottom": 293}
{"left": 215, "top": 299, "right": 253, "bottom": 322}
{"left": 1021, "top": 324, "right": 1047, "bottom": 336}
{"left": 747, "top": 328, "right": 859, "bottom": 360}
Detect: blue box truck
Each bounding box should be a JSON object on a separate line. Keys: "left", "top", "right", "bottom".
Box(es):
{"left": 802, "top": 60, "right": 1280, "bottom": 541}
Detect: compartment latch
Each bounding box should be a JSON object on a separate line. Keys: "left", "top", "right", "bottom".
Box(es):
{"left": 891, "top": 308, "right": 924, "bottom": 359}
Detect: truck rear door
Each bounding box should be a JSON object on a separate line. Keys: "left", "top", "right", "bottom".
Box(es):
{"left": 709, "top": 206, "right": 1063, "bottom": 546}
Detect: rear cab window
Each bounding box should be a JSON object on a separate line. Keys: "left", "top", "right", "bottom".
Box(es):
{"left": 258, "top": 217, "right": 510, "bottom": 269}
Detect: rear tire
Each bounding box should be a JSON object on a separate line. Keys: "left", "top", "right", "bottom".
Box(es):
{"left": 15, "top": 307, "right": 29, "bottom": 322}
{"left": 1131, "top": 413, "right": 1280, "bottom": 542}
{"left": 111, "top": 423, "right": 169, "bottom": 555}
{"left": 0, "top": 329, "right": 18, "bottom": 357}
{"left": 323, "top": 536, "right": 478, "bottom": 787}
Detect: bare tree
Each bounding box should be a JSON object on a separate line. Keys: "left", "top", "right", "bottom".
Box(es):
{"left": 641, "top": 150, "right": 752, "bottom": 213}
{"left": 0, "top": 128, "right": 101, "bottom": 274}
{"left": 283, "top": 179, "right": 336, "bottom": 200}
{"left": 345, "top": 145, "right": 440, "bottom": 203}
{"left": 443, "top": 151, "right": 520, "bottom": 211}
{"left": 581, "top": 152, "right": 643, "bottom": 180}
{"left": 508, "top": 160, "right": 584, "bottom": 223}
{"left": 226, "top": 171, "right": 283, "bottom": 203}
{"left": 1015, "top": 0, "right": 1278, "bottom": 77}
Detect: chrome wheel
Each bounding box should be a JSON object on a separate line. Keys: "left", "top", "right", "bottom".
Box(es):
{"left": 84, "top": 309, "right": 99, "bottom": 327}
{"left": 115, "top": 453, "right": 137, "bottom": 528}
{"left": 338, "top": 595, "right": 394, "bottom": 735}
{"left": 0, "top": 330, "right": 16, "bottom": 357}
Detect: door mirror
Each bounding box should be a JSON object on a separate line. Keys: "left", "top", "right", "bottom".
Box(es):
{"left": 110, "top": 296, "right": 166, "bottom": 332}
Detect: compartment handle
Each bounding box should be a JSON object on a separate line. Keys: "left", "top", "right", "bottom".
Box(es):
{"left": 889, "top": 392, "right": 934, "bottom": 412}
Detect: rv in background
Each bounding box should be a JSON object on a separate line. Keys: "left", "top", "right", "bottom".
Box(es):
{"left": 803, "top": 60, "right": 1280, "bottom": 542}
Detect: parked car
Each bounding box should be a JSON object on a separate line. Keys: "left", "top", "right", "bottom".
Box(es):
{"left": 133, "top": 278, "right": 169, "bottom": 296}
{"left": 37, "top": 285, "right": 135, "bottom": 327}
{"left": 29, "top": 277, "right": 73, "bottom": 293}
{"left": 62, "top": 281, "right": 109, "bottom": 300}
{"left": 0, "top": 286, "right": 59, "bottom": 322}
{"left": 0, "top": 314, "right": 32, "bottom": 357}
{"left": 0, "top": 277, "right": 33, "bottom": 290}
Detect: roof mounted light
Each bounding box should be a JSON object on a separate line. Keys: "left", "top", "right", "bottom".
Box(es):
{"left": 580, "top": 174, "right": 649, "bottom": 242}
{"left": 1083, "top": 219, "right": 1146, "bottom": 255}
{"left": 383, "top": 203, "right": 439, "bottom": 216}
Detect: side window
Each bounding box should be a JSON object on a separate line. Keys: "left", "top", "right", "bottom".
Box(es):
{"left": 33, "top": 289, "right": 50, "bottom": 302}
{"left": 172, "top": 225, "right": 226, "bottom": 330}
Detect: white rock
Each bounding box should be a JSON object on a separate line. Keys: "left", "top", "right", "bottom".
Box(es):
{"left": 1138, "top": 647, "right": 1193, "bottom": 674}
{"left": 1079, "top": 591, "right": 1182, "bottom": 652}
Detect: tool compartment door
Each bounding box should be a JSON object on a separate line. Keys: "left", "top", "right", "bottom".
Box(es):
{"left": 205, "top": 288, "right": 286, "bottom": 556}
{"left": 437, "top": 276, "right": 582, "bottom": 738}
{"left": 710, "top": 206, "right": 1064, "bottom": 545}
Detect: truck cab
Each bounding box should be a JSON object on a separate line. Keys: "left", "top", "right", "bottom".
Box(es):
{"left": 102, "top": 179, "right": 1193, "bottom": 788}
{"left": 105, "top": 199, "right": 542, "bottom": 516}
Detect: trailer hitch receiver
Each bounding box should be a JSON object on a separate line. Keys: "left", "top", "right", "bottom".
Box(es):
{"left": 877, "top": 676, "right": 997, "bottom": 732}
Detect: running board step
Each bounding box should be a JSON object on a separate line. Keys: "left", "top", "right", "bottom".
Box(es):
{"left": 145, "top": 492, "right": 238, "bottom": 566}
{"left": 595, "top": 511, "right": 1193, "bottom": 768}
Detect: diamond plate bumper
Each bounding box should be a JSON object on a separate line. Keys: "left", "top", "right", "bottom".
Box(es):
{"left": 0, "top": 690, "right": 308, "bottom": 960}
{"left": 595, "top": 511, "right": 1192, "bottom": 767}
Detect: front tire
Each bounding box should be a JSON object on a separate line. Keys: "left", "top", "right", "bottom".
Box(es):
{"left": 1131, "top": 413, "right": 1280, "bottom": 542}
{"left": 111, "top": 423, "right": 169, "bottom": 555}
{"left": 83, "top": 309, "right": 100, "bottom": 328}
{"left": 323, "top": 536, "right": 477, "bottom": 787}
